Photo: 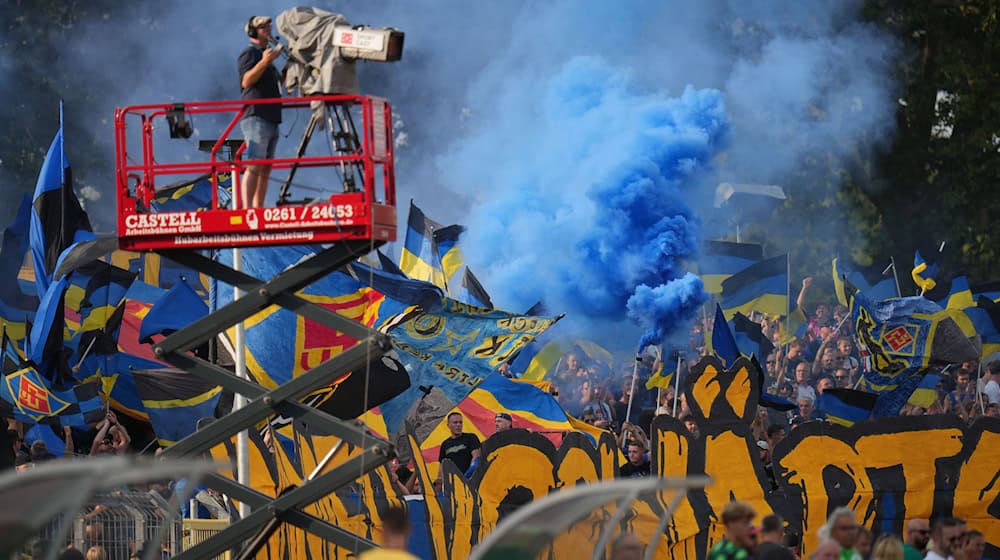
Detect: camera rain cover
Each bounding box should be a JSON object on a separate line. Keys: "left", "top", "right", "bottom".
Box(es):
{"left": 276, "top": 6, "right": 360, "bottom": 96}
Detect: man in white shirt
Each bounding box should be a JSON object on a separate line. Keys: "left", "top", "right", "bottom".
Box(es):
{"left": 925, "top": 517, "right": 965, "bottom": 560}
{"left": 979, "top": 361, "right": 1000, "bottom": 405}
{"left": 794, "top": 362, "right": 816, "bottom": 402}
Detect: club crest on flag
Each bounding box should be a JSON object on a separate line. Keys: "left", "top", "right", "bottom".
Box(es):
{"left": 881, "top": 324, "right": 917, "bottom": 354}
{"left": 8, "top": 368, "right": 71, "bottom": 420}
{"left": 853, "top": 302, "right": 910, "bottom": 376}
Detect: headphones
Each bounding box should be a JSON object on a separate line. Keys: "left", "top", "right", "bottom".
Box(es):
{"left": 246, "top": 16, "right": 259, "bottom": 39}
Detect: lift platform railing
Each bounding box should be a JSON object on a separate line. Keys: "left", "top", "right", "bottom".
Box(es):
{"left": 114, "top": 95, "right": 396, "bottom": 251}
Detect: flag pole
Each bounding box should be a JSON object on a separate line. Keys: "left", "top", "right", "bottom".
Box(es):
{"left": 889, "top": 257, "right": 902, "bottom": 298}
{"left": 624, "top": 356, "right": 640, "bottom": 426}
{"left": 72, "top": 336, "right": 98, "bottom": 372}
{"left": 59, "top": 101, "right": 66, "bottom": 239}
{"left": 656, "top": 346, "right": 663, "bottom": 411}
{"left": 980, "top": 361, "right": 987, "bottom": 415}
{"left": 232, "top": 172, "right": 250, "bottom": 520}
{"left": 785, "top": 253, "right": 791, "bottom": 352}
{"left": 672, "top": 354, "right": 683, "bottom": 417}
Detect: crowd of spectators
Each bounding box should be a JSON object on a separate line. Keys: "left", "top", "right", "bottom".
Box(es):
{"left": 696, "top": 501, "right": 986, "bottom": 560}
{"left": 7, "top": 273, "right": 999, "bottom": 559}
{"left": 499, "top": 275, "right": 1000, "bottom": 484}
{"left": 595, "top": 501, "right": 984, "bottom": 560}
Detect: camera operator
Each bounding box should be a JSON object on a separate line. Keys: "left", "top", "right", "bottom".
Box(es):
{"left": 238, "top": 15, "right": 283, "bottom": 208}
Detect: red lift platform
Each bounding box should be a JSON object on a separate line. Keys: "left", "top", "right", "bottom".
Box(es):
{"left": 114, "top": 94, "right": 397, "bottom": 250}
{"left": 116, "top": 96, "right": 403, "bottom": 556}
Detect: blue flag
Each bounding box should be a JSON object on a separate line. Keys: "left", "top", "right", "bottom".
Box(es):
{"left": 28, "top": 277, "right": 70, "bottom": 382}
{"left": 29, "top": 104, "right": 94, "bottom": 295}
{"left": 457, "top": 267, "right": 493, "bottom": 309}
{"left": 139, "top": 279, "right": 209, "bottom": 343}
{"left": 25, "top": 424, "right": 67, "bottom": 458}
{"left": 712, "top": 304, "right": 740, "bottom": 368}
{"left": 848, "top": 283, "right": 977, "bottom": 391}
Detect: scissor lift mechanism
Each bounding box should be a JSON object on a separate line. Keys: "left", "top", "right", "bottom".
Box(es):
{"left": 115, "top": 96, "right": 401, "bottom": 558}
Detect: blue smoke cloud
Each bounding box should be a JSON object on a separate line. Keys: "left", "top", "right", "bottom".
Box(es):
{"left": 450, "top": 57, "right": 725, "bottom": 350}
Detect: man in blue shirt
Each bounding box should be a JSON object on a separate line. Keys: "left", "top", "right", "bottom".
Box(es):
{"left": 237, "top": 15, "right": 283, "bottom": 208}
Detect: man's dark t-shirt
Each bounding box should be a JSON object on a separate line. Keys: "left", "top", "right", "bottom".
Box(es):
{"left": 439, "top": 433, "right": 480, "bottom": 473}
{"left": 618, "top": 460, "right": 651, "bottom": 478}
{"left": 237, "top": 45, "right": 282, "bottom": 123}
{"left": 757, "top": 541, "right": 796, "bottom": 560}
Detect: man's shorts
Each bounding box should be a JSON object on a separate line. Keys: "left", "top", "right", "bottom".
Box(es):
{"left": 240, "top": 116, "right": 279, "bottom": 160}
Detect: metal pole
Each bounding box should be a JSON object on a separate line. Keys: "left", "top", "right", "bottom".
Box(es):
{"left": 624, "top": 357, "right": 640, "bottom": 426}
{"left": 890, "top": 256, "right": 901, "bottom": 297}
{"left": 232, "top": 168, "right": 250, "bottom": 520}
{"left": 785, "top": 252, "right": 792, "bottom": 349}
{"left": 980, "top": 361, "right": 987, "bottom": 415}
{"left": 672, "top": 355, "right": 682, "bottom": 417}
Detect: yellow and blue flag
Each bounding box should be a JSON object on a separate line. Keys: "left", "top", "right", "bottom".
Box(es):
{"left": 926, "top": 274, "right": 974, "bottom": 310}
{"left": 911, "top": 250, "right": 939, "bottom": 293}
{"left": 148, "top": 172, "right": 233, "bottom": 212}
{"left": 510, "top": 339, "right": 565, "bottom": 380}
{"left": 400, "top": 201, "right": 447, "bottom": 288}
{"left": 779, "top": 306, "right": 809, "bottom": 345}
{"left": 719, "top": 254, "right": 788, "bottom": 319}
{"left": 847, "top": 281, "right": 977, "bottom": 392}
{"left": 433, "top": 224, "right": 466, "bottom": 285}
{"left": 905, "top": 373, "right": 941, "bottom": 409}
{"left": 699, "top": 240, "right": 762, "bottom": 294}
{"left": 815, "top": 388, "right": 876, "bottom": 426}
{"left": 64, "top": 261, "right": 135, "bottom": 351}
{"left": 645, "top": 358, "right": 675, "bottom": 390}
{"left": 111, "top": 250, "right": 210, "bottom": 298}
{"left": 380, "top": 299, "right": 561, "bottom": 433}
{"left": 832, "top": 257, "right": 898, "bottom": 306}
{"left": 75, "top": 351, "right": 167, "bottom": 422}
{"left": 133, "top": 367, "right": 222, "bottom": 446}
